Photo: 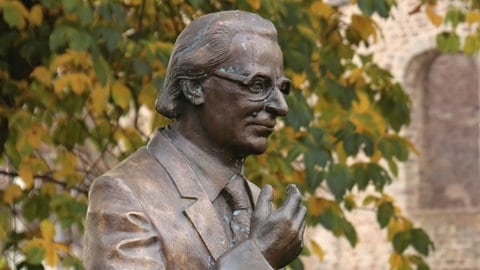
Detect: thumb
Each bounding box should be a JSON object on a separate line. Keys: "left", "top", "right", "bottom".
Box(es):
{"left": 254, "top": 185, "right": 273, "bottom": 218}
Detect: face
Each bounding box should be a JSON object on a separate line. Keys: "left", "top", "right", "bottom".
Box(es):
{"left": 197, "top": 33, "right": 289, "bottom": 158}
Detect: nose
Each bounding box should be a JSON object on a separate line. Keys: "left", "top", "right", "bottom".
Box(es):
{"left": 265, "top": 87, "right": 289, "bottom": 116}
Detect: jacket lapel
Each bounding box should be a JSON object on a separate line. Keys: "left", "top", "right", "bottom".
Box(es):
{"left": 147, "top": 129, "right": 229, "bottom": 259}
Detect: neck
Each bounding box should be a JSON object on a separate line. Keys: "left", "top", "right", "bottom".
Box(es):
{"left": 170, "top": 111, "right": 245, "bottom": 174}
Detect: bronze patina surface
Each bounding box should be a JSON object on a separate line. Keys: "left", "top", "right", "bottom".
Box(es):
{"left": 84, "top": 10, "right": 306, "bottom": 270}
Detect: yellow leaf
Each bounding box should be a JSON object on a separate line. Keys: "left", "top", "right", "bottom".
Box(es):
{"left": 40, "top": 183, "right": 57, "bottom": 196}
{"left": 18, "top": 163, "right": 34, "bottom": 189}
{"left": 352, "top": 92, "right": 370, "bottom": 114}
{"left": 335, "top": 141, "right": 347, "bottom": 162}
{"left": 351, "top": 15, "right": 377, "bottom": 42}
{"left": 50, "top": 54, "right": 72, "bottom": 72}
{"left": 308, "top": 197, "right": 331, "bottom": 216}
{"left": 30, "top": 66, "right": 51, "bottom": 86}
{"left": 29, "top": 4, "right": 43, "bottom": 26}
{"left": 246, "top": 0, "right": 260, "bottom": 10}
{"left": 44, "top": 241, "right": 59, "bottom": 266}
{"left": 310, "top": 1, "right": 335, "bottom": 18}
{"left": 53, "top": 76, "right": 70, "bottom": 97}
{"left": 3, "top": 183, "right": 22, "bottom": 204}
{"left": 89, "top": 83, "right": 110, "bottom": 115}
{"left": 26, "top": 123, "right": 44, "bottom": 149}
{"left": 347, "top": 67, "right": 364, "bottom": 86}
{"left": 310, "top": 240, "right": 325, "bottom": 261}
{"left": 112, "top": 81, "right": 132, "bottom": 109}
{"left": 291, "top": 72, "right": 307, "bottom": 89}
{"left": 387, "top": 217, "right": 412, "bottom": 241}
{"left": 389, "top": 252, "right": 402, "bottom": 269}
{"left": 137, "top": 84, "right": 157, "bottom": 110}
{"left": 40, "top": 220, "right": 55, "bottom": 241}
{"left": 426, "top": 4, "right": 442, "bottom": 26}
{"left": 466, "top": 11, "right": 480, "bottom": 25}
{"left": 70, "top": 73, "right": 91, "bottom": 95}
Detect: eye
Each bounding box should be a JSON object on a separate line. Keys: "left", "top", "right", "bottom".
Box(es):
{"left": 248, "top": 77, "right": 269, "bottom": 94}
{"left": 279, "top": 80, "right": 291, "bottom": 95}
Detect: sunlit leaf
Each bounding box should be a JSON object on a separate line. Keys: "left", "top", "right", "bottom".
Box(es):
{"left": 29, "top": 4, "right": 43, "bottom": 26}
{"left": 3, "top": 183, "right": 23, "bottom": 204}
{"left": 40, "top": 219, "right": 55, "bottom": 241}
{"left": 30, "top": 66, "right": 52, "bottom": 86}
{"left": 310, "top": 1, "right": 335, "bottom": 18}
{"left": 310, "top": 240, "right": 324, "bottom": 261}
{"left": 466, "top": 11, "right": 480, "bottom": 25}
{"left": 351, "top": 15, "right": 377, "bottom": 43}
{"left": 112, "top": 81, "right": 132, "bottom": 110}
{"left": 426, "top": 4, "right": 442, "bottom": 26}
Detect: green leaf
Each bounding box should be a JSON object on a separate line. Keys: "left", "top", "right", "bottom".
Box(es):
{"left": 23, "top": 195, "right": 50, "bottom": 222}
{"left": 78, "top": 5, "right": 93, "bottom": 27}
{"left": 285, "top": 90, "right": 313, "bottom": 130}
{"left": 25, "top": 247, "right": 45, "bottom": 265}
{"left": 1, "top": 3, "right": 25, "bottom": 29}
{"left": 343, "top": 133, "right": 362, "bottom": 156}
{"left": 319, "top": 207, "right": 343, "bottom": 235}
{"left": 445, "top": 8, "right": 465, "bottom": 28}
{"left": 358, "top": 0, "right": 375, "bottom": 16}
{"left": 352, "top": 163, "right": 369, "bottom": 190}
{"left": 374, "top": 0, "right": 389, "bottom": 18}
{"left": 411, "top": 228, "right": 434, "bottom": 256}
{"left": 436, "top": 32, "right": 460, "bottom": 53}
{"left": 342, "top": 220, "right": 357, "bottom": 247}
{"left": 319, "top": 48, "right": 344, "bottom": 77}
{"left": 327, "top": 163, "right": 353, "bottom": 201}
{"left": 464, "top": 34, "right": 480, "bottom": 55}
{"left": 377, "top": 201, "right": 394, "bottom": 228}
{"left": 367, "top": 163, "right": 391, "bottom": 191}
{"left": 393, "top": 230, "right": 411, "bottom": 254}
{"left": 98, "top": 27, "right": 122, "bottom": 52}
{"left": 62, "top": 0, "right": 81, "bottom": 13}
{"left": 133, "top": 58, "right": 152, "bottom": 77}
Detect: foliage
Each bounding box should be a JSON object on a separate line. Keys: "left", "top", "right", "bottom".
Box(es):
{"left": 1, "top": 0, "right": 476, "bottom": 269}
{"left": 420, "top": 0, "right": 480, "bottom": 54}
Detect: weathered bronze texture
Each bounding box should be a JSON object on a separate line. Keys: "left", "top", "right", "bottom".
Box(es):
{"left": 84, "top": 10, "right": 306, "bottom": 269}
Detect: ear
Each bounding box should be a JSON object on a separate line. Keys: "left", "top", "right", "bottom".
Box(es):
{"left": 180, "top": 79, "right": 204, "bottom": 105}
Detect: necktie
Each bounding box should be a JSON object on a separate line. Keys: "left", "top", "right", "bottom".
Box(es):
{"left": 223, "top": 175, "right": 252, "bottom": 244}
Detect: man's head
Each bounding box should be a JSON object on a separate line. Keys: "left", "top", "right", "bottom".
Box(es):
{"left": 157, "top": 11, "right": 290, "bottom": 157}
{"left": 156, "top": 11, "right": 279, "bottom": 118}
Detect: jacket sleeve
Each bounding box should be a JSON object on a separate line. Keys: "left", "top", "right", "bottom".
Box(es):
{"left": 216, "top": 239, "right": 274, "bottom": 269}
{"left": 83, "top": 176, "right": 166, "bottom": 270}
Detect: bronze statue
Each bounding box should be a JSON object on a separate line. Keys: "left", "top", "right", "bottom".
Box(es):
{"left": 84, "top": 10, "right": 306, "bottom": 269}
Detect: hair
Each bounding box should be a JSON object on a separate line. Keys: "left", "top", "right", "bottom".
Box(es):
{"left": 155, "top": 10, "right": 278, "bottom": 118}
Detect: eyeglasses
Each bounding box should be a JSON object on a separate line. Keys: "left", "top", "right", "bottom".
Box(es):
{"left": 212, "top": 69, "right": 291, "bottom": 102}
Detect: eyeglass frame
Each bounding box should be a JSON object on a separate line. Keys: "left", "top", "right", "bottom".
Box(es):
{"left": 211, "top": 69, "right": 292, "bottom": 102}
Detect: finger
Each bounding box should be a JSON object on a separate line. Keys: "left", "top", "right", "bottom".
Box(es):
{"left": 292, "top": 205, "right": 307, "bottom": 230}
{"left": 253, "top": 184, "right": 273, "bottom": 218}
{"left": 298, "top": 220, "right": 306, "bottom": 244}
{"left": 277, "top": 184, "right": 301, "bottom": 215}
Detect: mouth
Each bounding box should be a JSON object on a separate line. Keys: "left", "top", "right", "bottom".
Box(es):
{"left": 249, "top": 122, "right": 276, "bottom": 136}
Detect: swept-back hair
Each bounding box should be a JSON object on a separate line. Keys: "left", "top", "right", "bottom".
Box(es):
{"left": 155, "top": 10, "right": 278, "bottom": 118}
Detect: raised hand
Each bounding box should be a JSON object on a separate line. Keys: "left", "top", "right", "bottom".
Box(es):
{"left": 249, "top": 184, "right": 306, "bottom": 269}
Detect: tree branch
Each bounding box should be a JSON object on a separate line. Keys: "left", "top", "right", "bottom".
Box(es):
{"left": 0, "top": 170, "right": 89, "bottom": 195}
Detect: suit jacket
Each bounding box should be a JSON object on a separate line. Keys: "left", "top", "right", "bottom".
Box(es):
{"left": 83, "top": 128, "right": 274, "bottom": 269}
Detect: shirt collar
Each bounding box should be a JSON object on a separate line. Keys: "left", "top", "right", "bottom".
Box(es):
{"left": 162, "top": 126, "right": 241, "bottom": 202}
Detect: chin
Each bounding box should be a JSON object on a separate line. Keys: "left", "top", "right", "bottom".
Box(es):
{"left": 241, "top": 138, "right": 269, "bottom": 156}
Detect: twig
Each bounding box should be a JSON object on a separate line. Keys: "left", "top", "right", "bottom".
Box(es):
{"left": 0, "top": 170, "right": 89, "bottom": 194}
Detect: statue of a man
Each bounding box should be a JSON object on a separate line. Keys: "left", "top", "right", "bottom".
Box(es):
{"left": 84, "top": 10, "right": 306, "bottom": 270}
